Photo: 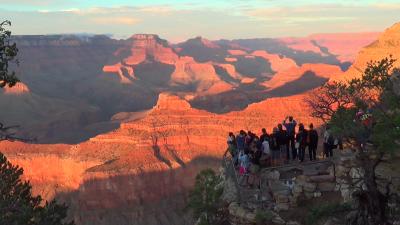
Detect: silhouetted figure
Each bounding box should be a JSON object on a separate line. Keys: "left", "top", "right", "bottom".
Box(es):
{"left": 277, "top": 124, "right": 289, "bottom": 164}
{"left": 236, "top": 130, "right": 246, "bottom": 153}
{"left": 283, "top": 116, "right": 297, "bottom": 160}
{"left": 296, "top": 123, "right": 308, "bottom": 162}
{"left": 308, "top": 123, "right": 318, "bottom": 161}
{"left": 260, "top": 128, "right": 269, "bottom": 142}
{"left": 227, "top": 132, "right": 238, "bottom": 164}
{"left": 323, "top": 126, "right": 334, "bottom": 158}
{"left": 270, "top": 127, "right": 280, "bottom": 166}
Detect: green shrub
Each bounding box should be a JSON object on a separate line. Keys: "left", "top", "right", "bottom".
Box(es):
{"left": 187, "top": 169, "right": 224, "bottom": 225}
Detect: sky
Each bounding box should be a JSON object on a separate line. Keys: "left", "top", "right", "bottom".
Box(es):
{"left": 0, "top": 0, "right": 399, "bottom": 42}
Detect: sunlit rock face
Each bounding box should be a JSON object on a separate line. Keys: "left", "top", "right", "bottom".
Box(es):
{"left": 332, "top": 23, "right": 400, "bottom": 82}
{"left": 262, "top": 63, "right": 342, "bottom": 90}
{"left": 3, "top": 82, "right": 30, "bottom": 95}
{"left": 278, "top": 32, "right": 380, "bottom": 63}
{"left": 1, "top": 90, "right": 322, "bottom": 225}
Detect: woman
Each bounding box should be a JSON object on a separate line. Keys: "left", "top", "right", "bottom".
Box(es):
{"left": 296, "top": 123, "right": 308, "bottom": 162}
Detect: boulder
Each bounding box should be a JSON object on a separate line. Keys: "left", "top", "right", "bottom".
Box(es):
{"left": 287, "top": 221, "right": 301, "bottom": 225}
{"left": 323, "top": 217, "right": 341, "bottom": 225}
{"left": 292, "top": 184, "right": 303, "bottom": 194}
{"left": 262, "top": 170, "right": 280, "bottom": 180}
{"left": 313, "top": 191, "right": 322, "bottom": 198}
{"left": 303, "top": 182, "right": 317, "bottom": 192}
{"left": 272, "top": 215, "right": 286, "bottom": 224}
{"left": 275, "top": 194, "right": 289, "bottom": 203}
{"left": 276, "top": 202, "right": 290, "bottom": 211}
{"left": 269, "top": 180, "right": 290, "bottom": 195}
{"left": 349, "top": 168, "right": 364, "bottom": 179}
{"left": 336, "top": 165, "right": 350, "bottom": 177}
{"left": 317, "top": 182, "right": 336, "bottom": 192}
{"left": 304, "top": 191, "right": 315, "bottom": 199}
{"left": 309, "top": 175, "right": 335, "bottom": 183}
{"left": 295, "top": 175, "right": 310, "bottom": 186}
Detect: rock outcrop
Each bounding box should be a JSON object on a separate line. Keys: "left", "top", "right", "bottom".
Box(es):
{"left": 332, "top": 23, "right": 400, "bottom": 82}
{"left": 262, "top": 63, "right": 342, "bottom": 90}
{"left": 3, "top": 82, "right": 30, "bottom": 95}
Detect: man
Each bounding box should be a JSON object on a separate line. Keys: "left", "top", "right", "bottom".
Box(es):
{"left": 283, "top": 116, "right": 297, "bottom": 160}
{"left": 308, "top": 123, "right": 318, "bottom": 161}
{"left": 277, "top": 124, "right": 289, "bottom": 164}
{"left": 236, "top": 130, "right": 246, "bottom": 153}
{"left": 260, "top": 128, "right": 269, "bottom": 142}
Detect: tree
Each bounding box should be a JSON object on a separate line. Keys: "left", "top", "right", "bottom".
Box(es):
{"left": 0, "top": 21, "right": 75, "bottom": 225}
{"left": 0, "top": 20, "right": 19, "bottom": 88}
{"left": 187, "top": 169, "right": 225, "bottom": 225}
{"left": 307, "top": 57, "right": 400, "bottom": 225}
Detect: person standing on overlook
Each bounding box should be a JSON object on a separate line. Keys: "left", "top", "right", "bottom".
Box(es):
{"left": 260, "top": 128, "right": 269, "bottom": 142}
{"left": 277, "top": 124, "right": 289, "bottom": 164}
{"left": 236, "top": 130, "right": 246, "bottom": 154}
{"left": 323, "top": 125, "right": 335, "bottom": 158}
{"left": 283, "top": 116, "right": 297, "bottom": 160}
{"left": 270, "top": 127, "right": 280, "bottom": 166}
{"left": 227, "top": 132, "right": 238, "bottom": 162}
{"left": 296, "top": 123, "right": 308, "bottom": 162}
{"left": 307, "top": 123, "right": 319, "bottom": 161}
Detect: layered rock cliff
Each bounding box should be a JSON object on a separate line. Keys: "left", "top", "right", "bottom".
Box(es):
{"left": 1, "top": 90, "right": 322, "bottom": 225}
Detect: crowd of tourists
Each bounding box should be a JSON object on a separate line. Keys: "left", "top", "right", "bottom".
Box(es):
{"left": 226, "top": 116, "right": 341, "bottom": 185}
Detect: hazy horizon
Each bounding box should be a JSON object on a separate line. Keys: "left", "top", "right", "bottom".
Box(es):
{"left": 1, "top": 0, "right": 399, "bottom": 42}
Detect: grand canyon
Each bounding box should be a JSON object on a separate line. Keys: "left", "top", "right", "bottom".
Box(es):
{"left": 1, "top": 12, "right": 400, "bottom": 225}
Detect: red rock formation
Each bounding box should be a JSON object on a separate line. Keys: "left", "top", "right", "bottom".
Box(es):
{"left": 228, "top": 49, "right": 247, "bottom": 56}
{"left": 279, "top": 32, "right": 380, "bottom": 62}
{"left": 263, "top": 63, "right": 342, "bottom": 90}
{"left": 103, "top": 34, "right": 179, "bottom": 83}
{"left": 1, "top": 92, "right": 321, "bottom": 225}
{"left": 213, "top": 63, "right": 243, "bottom": 80}
{"left": 332, "top": 23, "right": 400, "bottom": 82}
{"left": 3, "top": 82, "right": 30, "bottom": 95}
{"left": 309, "top": 32, "right": 380, "bottom": 62}
{"left": 252, "top": 50, "right": 298, "bottom": 73}
{"left": 279, "top": 37, "right": 323, "bottom": 54}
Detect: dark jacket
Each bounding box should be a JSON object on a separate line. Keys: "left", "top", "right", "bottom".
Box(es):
{"left": 236, "top": 134, "right": 245, "bottom": 150}
{"left": 269, "top": 133, "right": 279, "bottom": 151}
{"left": 276, "top": 130, "right": 288, "bottom": 146}
{"left": 296, "top": 129, "right": 308, "bottom": 147}
{"left": 260, "top": 133, "right": 269, "bottom": 142}
{"left": 308, "top": 129, "right": 319, "bottom": 149}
